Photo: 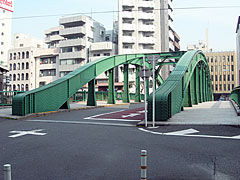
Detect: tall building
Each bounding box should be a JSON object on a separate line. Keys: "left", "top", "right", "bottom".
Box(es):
{"left": 118, "top": 0, "right": 178, "bottom": 54}
{"left": 0, "top": 0, "right": 14, "bottom": 67}
{"left": 58, "top": 15, "right": 106, "bottom": 77}
{"left": 206, "top": 51, "right": 237, "bottom": 100}
{"left": 236, "top": 16, "right": 240, "bottom": 86}
{"left": 45, "top": 26, "right": 64, "bottom": 49}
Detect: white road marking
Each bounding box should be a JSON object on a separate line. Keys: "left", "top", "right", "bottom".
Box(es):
{"left": 9, "top": 129, "right": 47, "bottom": 138}
{"left": 122, "top": 113, "right": 140, "bottom": 118}
{"left": 85, "top": 110, "right": 125, "bottom": 119}
{"left": 138, "top": 128, "right": 240, "bottom": 140}
{"left": 84, "top": 118, "right": 141, "bottom": 122}
{"left": 165, "top": 128, "right": 199, "bottom": 135}
{"left": 26, "top": 120, "right": 135, "bottom": 127}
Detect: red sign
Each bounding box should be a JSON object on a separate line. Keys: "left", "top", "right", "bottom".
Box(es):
{"left": 0, "top": 0, "right": 14, "bottom": 12}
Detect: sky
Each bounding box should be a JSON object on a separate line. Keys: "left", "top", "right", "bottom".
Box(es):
{"left": 7, "top": 0, "right": 240, "bottom": 51}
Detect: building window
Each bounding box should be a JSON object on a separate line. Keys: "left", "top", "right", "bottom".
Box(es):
{"left": 1, "top": 51, "right": 3, "bottom": 55}
{"left": 232, "top": 84, "right": 235, "bottom": 90}
{"left": 215, "top": 56, "right": 217, "bottom": 62}
{"left": 227, "top": 56, "right": 229, "bottom": 62}
{"left": 93, "top": 54, "right": 100, "bottom": 57}
{"left": 25, "top": 84, "right": 29, "bottom": 91}
{"left": 61, "top": 47, "right": 72, "bottom": 53}
{"left": 9, "top": 74, "right": 12, "bottom": 81}
{"left": 39, "top": 82, "right": 46, "bottom": 87}
{"left": 232, "top": 74, "right": 234, "bottom": 81}
{"left": 10, "top": 64, "right": 12, "bottom": 70}
{"left": 231, "top": 56, "right": 234, "bottom": 62}
{"left": 26, "top": 62, "right": 29, "bottom": 69}
{"left": 223, "top": 75, "right": 226, "bottom": 81}
{"left": 215, "top": 75, "right": 218, "bottom": 81}
{"left": 18, "top": 52, "right": 21, "bottom": 59}
{"left": 104, "top": 53, "right": 110, "bottom": 56}
{"left": 224, "top": 84, "right": 226, "bottom": 91}
{"left": 219, "top": 75, "right": 222, "bottom": 81}
{"left": 26, "top": 51, "right": 29, "bottom": 58}
{"left": 26, "top": 73, "right": 29, "bottom": 80}
{"left": 211, "top": 75, "right": 213, "bottom": 81}
{"left": 13, "top": 53, "right": 16, "bottom": 60}
{"left": 21, "top": 84, "right": 24, "bottom": 91}
{"left": 22, "top": 63, "right": 24, "bottom": 70}
{"left": 17, "top": 84, "right": 20, "bottom": 91}
{"left": 215, "top": 84, "right": 218, "bottom": 91}
{"left": 21, "top": 73, "right": 24, "bottom": 80}
{"left": 10, "top": 53, "right": 12, "bottom": 60}
{"left": 215, "top": 65, "right": 217, "bottom": 71}
{"left": 40, "top": 69, "right": 56, "bottom": 77}
{"left": 219, "top": 84, "right": 222, "bottom": 91}
{"left": 232, "top": 65, "right": 234, "bottom": 71}
{"left": 13, "top": 85, "right": 16, "bottom": 91}
{"left": 223, "top": 56, "right": 225, "bottom": 62}
{"left": 17, "top": 74, "right": 20, "bottom": 81}
{"left": 13, "top": 74, "right": 16, "bottom": 81}
{"left": 17, "top": 63, "right": 20, "bottom": 70}
{"left": 211, "top": 66, "right": 213, "bottom": 71}
{"left": 22, "top": 52, "right": 25, "bottom": 59}
{"left": 13, "top": 63, "right": 16, "bottom": 70}
{"left": 228, "top": 84, "right": 230, "bottom": 91}
{"left": 1, "top": 42, "right": 4, "bottom": 45}
{"left": 40, "top": 57, "right": 56, "bottom": 64}
{"left": 227, "top": 75, "right": 230, "bottom": 81}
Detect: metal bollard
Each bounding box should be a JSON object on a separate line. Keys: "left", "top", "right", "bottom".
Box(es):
{"left": 141, "top": 150, "right": 147, "bottom": 180}
{"left": 4, "top": 164, "right": 12, "bottom": 180}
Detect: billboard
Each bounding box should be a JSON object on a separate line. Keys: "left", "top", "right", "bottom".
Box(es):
{"left": 0, "top": 0, "right": 14, "bottom": 12}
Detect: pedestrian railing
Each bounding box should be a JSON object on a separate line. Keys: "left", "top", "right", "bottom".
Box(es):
{"left": 0, "top": 91, "right": 24, "bottom": 106}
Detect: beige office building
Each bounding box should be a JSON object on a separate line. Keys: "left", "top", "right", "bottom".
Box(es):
{"left": 206, "top": 51, "right": 237, "bottom": 100}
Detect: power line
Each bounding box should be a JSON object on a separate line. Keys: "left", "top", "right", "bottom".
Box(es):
{"left": 1, "top": 5, "right": 240, "bottom": 20}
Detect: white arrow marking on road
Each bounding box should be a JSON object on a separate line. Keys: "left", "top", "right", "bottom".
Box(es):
{"left": 138, "top": 128, "right": 240, "bottom": 140}
{"left": 9, "top": 129, "right": 47, "bottom": 138}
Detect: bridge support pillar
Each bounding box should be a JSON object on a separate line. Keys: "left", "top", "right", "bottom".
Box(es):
{"left": 87, "top": 79, "right": 96, "bottom": 106}
{"left": 123, "top": 64, "right": 130, "bottom": 103}
{"left": 199, "top": 66, "right": 203, "bottom": 103}
{"left": 107, "top": 68, "right": 116, "bottom": 104}
{"left": 135, "top": 65, "right": 141, "bottom": 102}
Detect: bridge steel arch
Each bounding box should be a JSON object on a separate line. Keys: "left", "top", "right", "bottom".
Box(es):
{"left": 12, "top": 52, "right": 184, "bottom": 116}
{"left": 147, "top": 50, "right": 214, "bottom": 121}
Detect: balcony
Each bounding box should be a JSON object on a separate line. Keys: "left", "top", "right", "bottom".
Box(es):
{"left": 60, "top": 27, "right": 86, "bottom": 37}
{"left": 122, "top": 24, "right": 135, "bottom": 31}
{"left": 59, "top": 39, "right": 85, "bottom": 48}
{"left": 122, "top": 36, "right": 135, "bottom": 43}
{"left": 59, "top": 51, "right": 86, "bottom": 60}
{"left": 168, "top": 20, "right": 174, "bottom": 31}
{"left": 169, "top": 31, "right": 174, "bottom": 41}
{"left": 139, "top": 37, "right": 155, "bottom": 44}
{"left": 168, "top": 9, "right": 174, "bottom": 21}
{"left": 168, "top": 0, "right": 174, "bottom": 11}
{"left": 60, "top": 16, "right": 86, "bottom": 26}
{"left": 45, "top": 35, "right": 64, "bottom": 43}
{"left": 122, "top": 11, "right": 135, "bottom": 19}
{"left": 139, "top": 25, "right": 155, "bottom": 32}
{"left": 139, "top": 1, "right": 154, "bottom": 8}
{"left": 139, "top": 12, "right": 154, "bottom": 20}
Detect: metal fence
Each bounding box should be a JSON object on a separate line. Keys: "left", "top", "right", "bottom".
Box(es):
{"left": 0, "top": 91, "right": 24, "bottom": 106}
{"left": 0, "top": 91, "right": 144, "bottom": 106}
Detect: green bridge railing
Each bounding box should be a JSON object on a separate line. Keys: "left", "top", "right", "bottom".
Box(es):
{"left": 230, "top": 86, "right": 240, "bottom": 107}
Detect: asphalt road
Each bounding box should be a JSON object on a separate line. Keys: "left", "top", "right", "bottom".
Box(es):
{"left": 0, "top": 103, "right": 240, "bottom": 180}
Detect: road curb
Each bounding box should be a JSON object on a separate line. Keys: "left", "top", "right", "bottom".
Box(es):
{"left": 230, "top": 100, "right": 240, "bottom": 116}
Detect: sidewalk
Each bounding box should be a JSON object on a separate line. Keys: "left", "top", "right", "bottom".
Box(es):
{"left": 138, "top": 101, "right": 240, "bottom": 126}
{"left": 0, "top": 101, "right": 133, "bottom": 120}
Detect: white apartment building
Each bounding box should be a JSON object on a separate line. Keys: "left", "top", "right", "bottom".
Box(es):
{"left": 118, "top": 0, "right": 176, "bottom": 54}
{"left": 7, "top": 34, "right": 55, "bottom": 91}
{"left": 59, "top": 15, "right": 106, "bottom": 77}
{"left": 0, "top": 0, "right": 14, "bottom": 67}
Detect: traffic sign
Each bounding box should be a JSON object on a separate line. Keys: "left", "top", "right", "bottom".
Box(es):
{"left": 138, "top": 66, "right": 152, "bottom": 78}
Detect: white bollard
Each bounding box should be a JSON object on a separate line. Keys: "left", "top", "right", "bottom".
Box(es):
{"left": 4, "top": 164, "right": 12, "bottom": 180}
{"left": 141, "top": 150, "right": 147, "bottom": 180}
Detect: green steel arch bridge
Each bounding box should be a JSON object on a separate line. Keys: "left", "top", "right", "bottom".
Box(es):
{"left": 12, "top": 50, "right": 214, "bottom": 121}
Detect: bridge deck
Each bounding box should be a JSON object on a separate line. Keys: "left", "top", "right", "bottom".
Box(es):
{"left": 158, "top": 101, "right": 240, "bottom": 125}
